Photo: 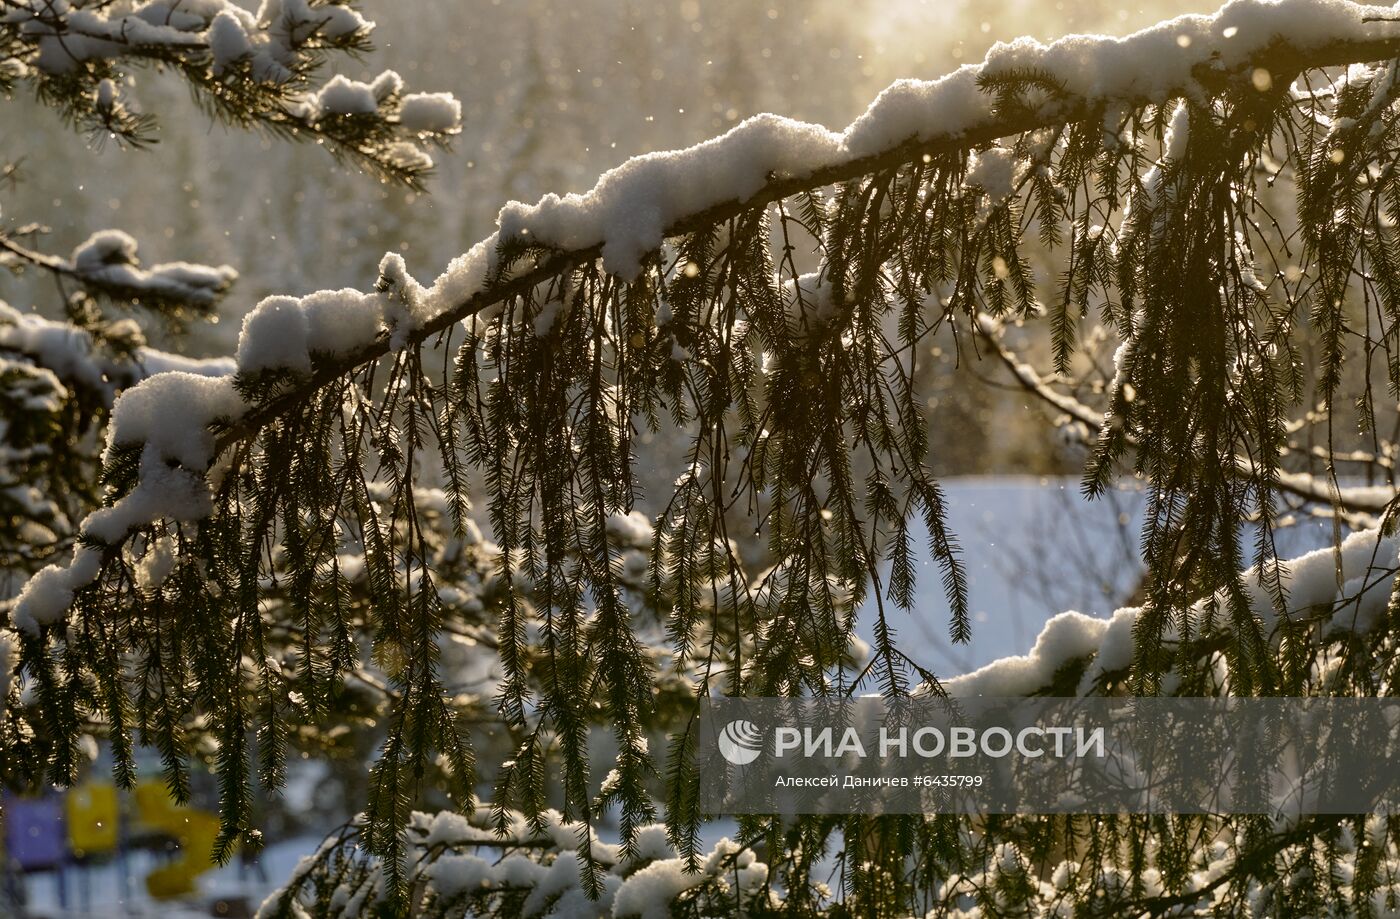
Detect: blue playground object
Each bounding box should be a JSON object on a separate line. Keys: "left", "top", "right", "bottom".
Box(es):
{"left": 3, "top": 792, "right": 70, "bottom": 910}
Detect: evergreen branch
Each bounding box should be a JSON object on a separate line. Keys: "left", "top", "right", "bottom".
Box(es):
{"left": 0, "top": 226, "right": 236, "bottom": 316}
{"left": 0, "top": 0, "right": 461, "bottom": 184}
{"left": 206, "top": 25, "right": 1400, "bottom": 461}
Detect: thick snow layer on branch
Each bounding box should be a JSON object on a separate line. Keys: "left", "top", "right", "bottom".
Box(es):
{"left": 103, "top": 372, "right": 243, "bottom": 471}
{"left": 944, "top": 526, "right": 1400, "bottom": 697}
{"left": 483, "top": 0, "right": 1400, "bottom": 280}
{"left": 235, "top": 256, "right": 426, "bottom": 372}
{"left": 11, "top": 370, "right": 242, "bottom": 634}
{"left": 496, "top": 113, "right": 847, "bottom": 276}
{"left": 71, "top": 230, "right": 238, "bottom": 306}
{"left": 314, "top": 74, "right": 378, "bottom": 117}
{"left": 12, "top": 546, "right": 102, "bottom": 635}
{"left": 236, "top": 289, "right": 384, "bottom": 373}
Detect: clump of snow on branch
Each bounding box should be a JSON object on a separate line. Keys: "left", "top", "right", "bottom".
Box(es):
{"left": 70, "top": 230, "right": 237, "bottom": 307}
{"left": 12, "top": 369, "right": 241, "bottom": 633}
{"left": 964, "top": 146, "right": 1025, "bottom": 224}
{"left": 207, "top": 10, "right": 253, "bottom": 75}
{"left": 235, "top": 289, "right": 383, "bottom": 374}
{"left": 397, "top": 92, "right": 463, "bottom": 134}
{"left": 965, "top": 146, "right": 1021, "bottom": 202}
{"left": 101, "top": 371, "right": 244, "bottom": 472}
{"left": 1118, "top": 100, "right": 1192, "bottom": 240}
{"left": 313, "top": 73, "right": 380, "bottom": 117}
{"left": 234, "top": 253, "right": 427, "bottom": 372}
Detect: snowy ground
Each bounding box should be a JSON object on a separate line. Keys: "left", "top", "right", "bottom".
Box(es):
{"left": 856, "top": 475, "right": 1339, "bottom": 677}
{"left": 858, "top": 476, "right": 1148, "bottom": 676}
{"left": 10, "top": 476, "right": 1341, "bottom": 916}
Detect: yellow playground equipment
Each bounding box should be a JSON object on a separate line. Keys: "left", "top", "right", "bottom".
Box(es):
{"left": 63, "top": 781, "right": 119, "bottom": 860}
{"left": 132, "top": 779, "right": 224, "bottom": 899}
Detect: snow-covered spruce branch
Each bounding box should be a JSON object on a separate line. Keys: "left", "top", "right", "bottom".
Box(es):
{"left": 264, "top": 810, "right": 1400, "bottom": 918}
{"left": 0, "top": 223, "right": 242, "bottom": 579}
{"left": 942, "top": 525, "right": 1400, "bottom": 698}
{"left": 0, "top": 226, "right": 237, "bottom": 316}
{"left": 256, "top": 808, "right": 774, "bottom": 919}
{"left": 0, "top": 223, "right": 240, "bottom": 581}
{"left": 0, "top": 0, "right": 462, "bottom": 184}
{"left": 22, "top": 0, "right": 1388, "bottom": 488}
{"left": 0, "top": 297, "right": 234, "bottom": 398}
{"left": 185, "top": 0, "right": 1400, "bottom": 456}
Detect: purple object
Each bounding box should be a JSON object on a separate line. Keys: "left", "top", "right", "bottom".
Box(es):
{"left": 4, "top": 794, "right": 67, "bottom": 871}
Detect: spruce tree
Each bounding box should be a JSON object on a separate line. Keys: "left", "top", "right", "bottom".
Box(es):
{"left": 9, "top": 1, "right": 1400, "bottom": 916}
